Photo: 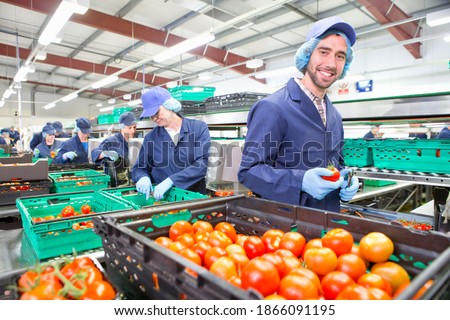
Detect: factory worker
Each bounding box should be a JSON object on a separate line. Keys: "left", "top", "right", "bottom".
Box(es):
{"left": 33, "top": 124, "right": 63, "bottom": 159}
{"left": 132, "top": 87, "right": 210, "bottom": 200}
{"left": 29, "top": 121, "right": 53, "bottom": 150}
{"left": 436, "top": 123, "right": 450, "bottom": 139}
{"left": 53, "top": 121, "right": 71, "bottom": 138}
{"left": 1, "top": 128, "right": 13, "bottom": 145}
{"left": 53, "top": 117, "right": 92, "bottom": 164}
{"left": 91, "top": 112, "right": 137, "bottom": 186}
{"left": 363, "top": 125, "right": 382, "bottom": 139}
{"left": 238, "top": 16, "right": 359, "bottom": 212}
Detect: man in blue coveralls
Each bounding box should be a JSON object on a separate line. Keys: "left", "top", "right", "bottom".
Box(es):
{"left": 91, "top": 112, "right": 137, "bottom": 186}
{"left": 238, "top": 16, "right": 359, "bottom": 212}
{"left": 132, "top": 87, "right": 210, "bottom": 200}
{"left": 53, "top": 117, "right": 92, "bottom": 164}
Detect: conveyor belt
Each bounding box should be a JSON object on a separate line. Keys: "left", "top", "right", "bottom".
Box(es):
{"left": 353, "top": 167, "right": 450, "bottom": 187}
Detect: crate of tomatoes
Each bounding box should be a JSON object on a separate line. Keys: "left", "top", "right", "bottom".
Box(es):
{"left": 16, "top": 191, "right": 134, "bottom": 260}
{"left": 93, "top": 195, "right": 450, "bottom": 300}
{"left": 0, "top": 256, "right": 118, "bottom": 300}
{"left": 48, "top": 169, "right": 110, "bottom": 193}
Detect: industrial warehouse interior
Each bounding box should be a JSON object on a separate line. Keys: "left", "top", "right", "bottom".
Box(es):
{"left": 0, "top": 0, "right": 449, "bottom": 304}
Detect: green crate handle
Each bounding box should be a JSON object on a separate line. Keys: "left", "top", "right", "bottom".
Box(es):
{"left": 61, "top": 173, "right": 76, "bottom": 177}
{"left": 47, "top": 198, "right": 71, "bottom": 205}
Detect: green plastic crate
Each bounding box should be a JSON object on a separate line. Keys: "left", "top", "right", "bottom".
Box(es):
{"left": 16, "top": 191, "right": 134, "bottom": 259}
{"left": 112, "top": 106, "right": 133, "bottom": 116}
{"left": 49, "top": 169, "right": 110, "bottom": 193}
{"left": 101, "top": 186, "right": 208, "bottom": 210}
{"left": 97, "top": 113, "right": 114, "bottom": 124}
{"left": 373, "top": 139, "right": 450, "bottom": 174}
{"left": 343, "top": 139, "right": 373, "bottom": 167}
{"left": 168, "top": 85, "right": 215, "bottom": 102}
{"left": 364, "top": 179, "right": 396, "bottom": 187}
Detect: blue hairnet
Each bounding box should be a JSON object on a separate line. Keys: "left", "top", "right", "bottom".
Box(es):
{"left": 294, "top": 30, "right": 354, "bottom": 80}
{"left": 42, "top": 132, "right": 47, "bottom": 138}
{"left": 162, "top": 97, "right": 182, "bottom": 112}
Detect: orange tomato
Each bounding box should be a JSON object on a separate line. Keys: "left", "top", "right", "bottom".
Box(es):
{"left": 370, "top": 261, "right": 410, "bottom": 295}
{"left": 241, "top": 257, "right": 280, "bottom": 297}
{"left": 261, "top": 229, "right": 285, "bottom": 253}
{"left": 169, "top": 220, "right": 193, "bottom": 241}
{"left": 321, "top": 271, "right": 355, "bottom": 300}
{"left": 321, "top": 228, "right": 353, "bottom": 256}
{"left": 335, "top": 253, "right": 367, "bottom": 281}
{"left": 357, "top": 273, "right": 392, "bottom": 296}
{"left": 214, "top": 222, "right": 237, "bottom": 243}
{"left": 279, "top": 232, "right": 306, "bottom": 257}
{"left": 279, "top": 274, "right": 319, "bottom": 300}
{"left": 359, "top": 232, "right": 394, "bottom": 263}
{"left": 303, "top": 247, "right": 337, "bottom": 276}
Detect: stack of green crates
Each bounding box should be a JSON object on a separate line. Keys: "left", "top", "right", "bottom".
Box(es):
{"left": 343, "top": 139, "right": 373, "bottom": 167}
{"left": 48, "top": 169, "right": 110, "bottom": 193}
{"left": 364, "top": 179, "right": 396, "bottom": 187}
{"left": 112, "top": 107, "right": 133, "bottom": 123}
{"left": 372, "top": 139, "right": 450, "bottom": 174}
{"left": 168, "top": 85, "right": 215, "bottom": 101}
{"left": 16, "top": 191, "right": 134, "bottom": 259}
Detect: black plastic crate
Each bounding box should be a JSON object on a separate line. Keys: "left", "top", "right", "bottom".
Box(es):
{"left": 93, "top": 196, "right": 450, "bottom": 300}
{"left": 0, "top": 179, "right": 52, "bottom": 205}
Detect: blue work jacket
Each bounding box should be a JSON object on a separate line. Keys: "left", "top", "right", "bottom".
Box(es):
{"left": 238, "top": 78, "right": 345, "bottom": 212}
{"left": 34, "top": 140, "right": 63, "bottom": 159}
{"left": 52, "top": 135, "right": 90, "bottom": 164}
{"left": 91, "top": 132, "right": 128, "bottom": 162}
{"left": 132, "top": 117, "right": 210, "bottom": 190}
{"left": 436, "top": 127, "right": 450, "bottom": 139}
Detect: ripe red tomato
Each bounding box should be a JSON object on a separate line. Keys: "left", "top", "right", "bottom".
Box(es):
{"left": 357, "top": 273, "right": 392, "bottom": 296}
{"left": 179, "top": 248, "right": 202, "bottom": 266}
{"left": 359, "top": 232, "right": 394, "bottom": 263}
{"left": 241, "top": 257, "right": 280, "bottom": 297}
{"left": 207, "top": 230, "right": 233, "bottom": 249}
{"left": 169, "top": 220, "right": 193, "bottom": 241}
{"left": 321, "top": 271, "right": 355, "bottom": 300}
{"left": 192, "top": 220, "right": 213, "bottom": 234}
{"left": 214, "top": 222, "right": 237, "bottom": 243}
{"left": 210, "top": 256, "right": 238, "bottom": 280}
{"left": 243, "top": 235, "right": 266, "bottom": 259}
{"left": 81, "top": 204, "right": 91, "bottom": 214}
{"left": 80, "top": 280, "right": 116, "bottom": 300}
{"left": 321, "top": 166, "right": 340, "bottom": 182}
{"left": 228, "top": 252, "right": 250, "bottom": 273}
{"left": 154, "top": 236, "right": 173, "bottom": 248}
{"left": 261, "top": 253, "right": 288, "bottom": 278}
{"left": 321, "top": 228, "right": 353, "bottom": 256}
{"left": 279, "top": 231, "right": 306, "bottom": 257}
{"left": 192, "top": 241, "right": 211, "bottom": 265}
{"left": 335, "top": 253, "right": 367, "bottom": 281}
{"left": 204, "top": 246, "right": 227, "bottom": 270}
{"left": 335, "top": 284, "right": 375, "bottom": 300}
{"left": 176, "top": 234, "right": 195, "bottom": 248}
{"left": 368, "top": 287, "right": 391, "bottom": 300}
{"left": 303, "top": 247, "right": 337, "bottom": 276}
{"left": 261, "top": 229, "right": 285, "bottom": 253}
{"left": 301, "top": 238, "right": 323, "bottom": 259}
{"left": 61, "top": 206, "right": 75, "bottom": 218}
{"left": 370, "top": 261, "right": 410, "bottom": 295}
{"left": 289, "top": 267, "right": 323, "bottom": 295}
{"left": 279, "top": 274, "right": 319, "bottom": 300}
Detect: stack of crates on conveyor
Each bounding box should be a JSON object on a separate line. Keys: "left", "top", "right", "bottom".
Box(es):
{"left": 48, "top": 169, "right": 110, "bottom": 193}
{"left": 182, "top": 92, "right": 268, "bottom": 115}
{"left": 15, "top": 191, "right": 135, "bottom": 260}
{"left": 92, "top": 196, "right": 450, "bottom": 300}
{"left": 0, "top": 154, "right": 51, "bottom": 205}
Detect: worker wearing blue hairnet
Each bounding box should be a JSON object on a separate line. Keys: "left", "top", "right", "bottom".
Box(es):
{"left": 33, "top": 124, "right": 63, "bottom": 159}
{"left": 238, "top": 16, "right": 359, "bottom": 212}
{"left": 132, "top": 87, "right": 210, "bottom": 200}
{"left": 53, "top": 118, "right": 92, "bottom": 164}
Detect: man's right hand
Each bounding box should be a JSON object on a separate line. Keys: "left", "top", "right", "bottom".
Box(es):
{"left": 302, "top": 167, "right": 343, "bottom": 200}
{"left": 136, "top": 176, "right": 153, "bottom": 200}
{"left": 63, "top": 151, "right": 77, "bottom": 161}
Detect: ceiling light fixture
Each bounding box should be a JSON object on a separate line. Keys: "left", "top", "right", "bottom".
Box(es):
{"left": 128, "top": 99, "right": 141, "bottom": 106}
{"left": 246, "top": 59, "right": 264, "bottom": 69}
{"left": 96, "top": 102, "right": 103, "bottom": 107}
{"left": 123, "top": 94, "right": 131, "bottom": 100}
{"left": 38, "top": 0, "right": 90, "bottom": 46}
{"left": 426, "top": 8, "right": 450, "bottom": 27}
{"left": 444, "top": 35, "right": 450, "bottom": 42}
{"left": 0, "top": 100, "right": 5, "bottom": 108}
{"left": 91, "top": 75, "right": 119, "bottom": 89}
{"left": 255, "top": 66, "right": 298, "bottom": 79}
{"left": 153, "top": 32, "right": 215, "bottom": 63}
{"left": 100, "top": 106, "right": 114, "bottom": 112}
{"left": 13, "top": 65, "right": 34, "bottom": 82}
{"left": 43, "top": 103, "right": 56, "bottom": 110}
{"left": 62, "top": 92, "right": 78, "bottom": 102}
{"left": 35, "top": 51, "right": 47, "bottom": 61}
{"left": 166, "top": 81, "right": 178, "bottom": 88}
{"left": 108, "top": 98, "right": 116, "bottom": 104}
{"left": 198, "top": 72, "right": 213, "bottom": 80}
{"left": 2, "top": 89, "right": 16, "bottom": 99}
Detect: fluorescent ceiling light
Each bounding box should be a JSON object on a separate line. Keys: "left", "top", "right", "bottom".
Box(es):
{"left": 426, "top": 8, "right": 450, "bottom": 27}
{"left": 255, "top": 66, "right": 298, "bottom": 79}
{"left": 198, "top": 72, "right": 213, "bottom": 80}
{"left": 62, "top": 92, "right": 78, "bottom": 102}
{"left": 14, "top": 66, "right": 31, "bottom": 82}
{"left": 444, "top": 35, "right": 450, "bottom": 42}
{"left": 3, "top": 89, "right": 16, "bottom": 99}
{"left": 100, "top": 106, "right": 114, "bottom": 112}
{"left": 43, "top": 103, "right": 56, "bottom": 110}
{"left": 35, "top": 51, "right": 47, "bottom": 60}
{"left": 246, "top": 59, "right": 264, "bottom": 69}
{"left": 91, "top": 75, "right": 119, "bottom": 89}
{"left": 38, "top": 0, "right": 89, "bottom": 46}
{"left": 0, "top": 100, "right": 5, "bottom": 107}
{"left": 128, "top": 99, "right": 141, "bottom": 106}
{"left": 108, "top": 98, "right": 116, "bottom": 104}
{"left": 123, "top": 94, "right": 131, "bottom": 100}
{"left": 96, "top": 102, "right": 103, "bottom": 107}
{"left": 153, "top": 32, "right": 215, "bottom": 63}
{"left": 166, "top": 81, "right": 178, "bottom": 88}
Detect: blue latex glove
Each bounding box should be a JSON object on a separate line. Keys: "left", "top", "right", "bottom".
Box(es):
{"left": 339, "top": 169, "right": 360, "bottom": 202}
{"left": 154, "top": 178, "right": 173, "bottom": 200}
{"left": 102, "top": 150, "right": 119, "bottom": 161}
{"left": 63, "top": 151, "right": 77, "bottom": 161}
{"left": 302, "top": 167, "right": 344, "bottom": 200}
{"left": 136, "top": 176, "right": 153, "bottom": 200}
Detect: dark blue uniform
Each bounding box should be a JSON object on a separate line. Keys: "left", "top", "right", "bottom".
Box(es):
{"left": 34, "top": 140, "right": 64, "bottom": 158}
{"left": 30, "top": 133, "right": 43, "bottom": 150}
{"left": 0, "top": 137, "right": 6, "bottom": 145}
{"left": 437, "top": 127, "right": 450, "bottom": 139}
{"left": 238, "top": 78, "right": 345, "bottom": 212}
{"left": 91, "top": 133, "right": 128, "bottom": 161}
{"left": 53, "top": 135, "right": 90, "bottom": 164}
{"left": 132, "top": 117, "right": 210, "bottom": 192}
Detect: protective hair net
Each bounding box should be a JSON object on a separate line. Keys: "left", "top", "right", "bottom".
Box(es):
{"left": 73, "top": 126, "right": 80, "bottom": 133}
{"left": 118, "top": 123, "right": 126, "bottom": 129}
{"left": 294, "top": 30, "right": 354, "bottom": 80}
{"left": 42, "top": 132, "right": 47, "bottom": 138}
{"left": 162, "top": 97, "right": 182, "bottom": 112}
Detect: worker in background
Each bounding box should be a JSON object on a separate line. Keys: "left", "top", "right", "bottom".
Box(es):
{"left": 53, "top": 121, "right": 71, "bottom": 138}
{"left": 436, "top": 123, "right": 450, "bottom": 139}
{"left": 1, "top": 128, "right": 14, "bottom": 146}
{"left": 29, "top": 122, "right": 52, "bottom": 150}
{"left": 408, "top": 123, "right": 428, "bottom": 139}
{"left": 0, "top": 134, "right": 6, "bottom": 145}
{"left": 33, "top": 124, "right": 63, "bottom": 159}
{"left": 91, "top": 112, "right": 137, "bottom": 186}
{"left": 363, "top": 125, "right": 383, "bottom": 139}
{"left": 132, "top": 87, "right": 210, "bottom": 200}
{"left": 9, "top": 126, "right": 20, "bottom": 145}
{"left": 238, "top": 16, "right": 359, "bottom": 212}
{"left": 53, "top": 117, "right": 92, "bottom": 164}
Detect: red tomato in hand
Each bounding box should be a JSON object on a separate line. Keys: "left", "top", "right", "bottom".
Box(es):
{"left": 321, "top": 166, "right": 340, "bottom": 182}
{"left": 81, "top": 204, "right": 91, "bottom": 214}
{"left": 61, "top": 206, "right": 75, "bottom": 218}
